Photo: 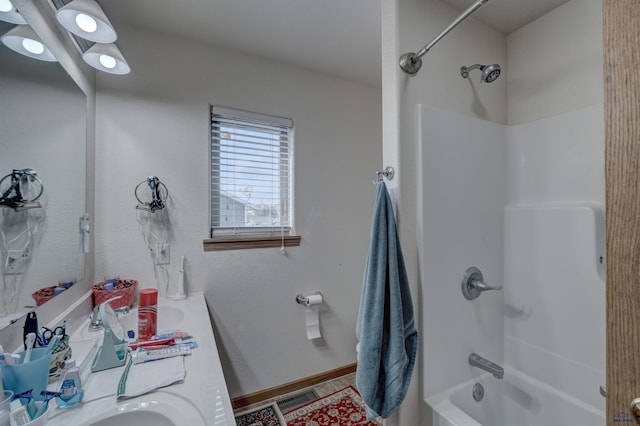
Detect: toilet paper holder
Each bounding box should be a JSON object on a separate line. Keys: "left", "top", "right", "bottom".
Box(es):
{"left": 295, "top": 292, "right": 323, "bottom": 305}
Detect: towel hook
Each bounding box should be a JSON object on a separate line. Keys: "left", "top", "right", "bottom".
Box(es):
{"left": 374, "top": 166, "right": 394, "bottom": 184}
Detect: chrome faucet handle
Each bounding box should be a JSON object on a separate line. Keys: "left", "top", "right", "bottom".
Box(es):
{"left": 471, "top": 278, "right": 502, "bottom": 292}
{"left": 462, "top": 266, "right": 502, "bottom": 300}
{"left": 114, "top": 306, "right": 130, "bottom": 317}
{"left": 88, "top": 296, "right": 124, "bottom": 332}
{"left": 88, "top": 305, "right": 103, "bottom": 331}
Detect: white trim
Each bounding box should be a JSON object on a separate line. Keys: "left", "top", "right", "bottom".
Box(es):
{"left": 211, "top": 105, "right": 293, "bottom": 129}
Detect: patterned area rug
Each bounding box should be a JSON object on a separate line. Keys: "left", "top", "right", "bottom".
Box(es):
{"left": 235, "top": 401, "right": 287, "bottom": 426}
{"left": 284, "top": 386, "right": 382, "bottom": 426}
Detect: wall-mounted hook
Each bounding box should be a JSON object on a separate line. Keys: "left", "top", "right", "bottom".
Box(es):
{"left": 373, "top": 166, "right": 394, "bottom": 184}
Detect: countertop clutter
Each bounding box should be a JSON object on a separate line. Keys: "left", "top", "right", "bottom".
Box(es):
{"left": 43, "top": 292, "right": 235, "bottom": 426}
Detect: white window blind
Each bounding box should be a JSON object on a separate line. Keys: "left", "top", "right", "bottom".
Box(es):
{"left": 210, "top": 106, "right": 293, "bottom": 237}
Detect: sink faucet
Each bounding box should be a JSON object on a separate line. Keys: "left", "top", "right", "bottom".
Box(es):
{"left": 87, "top": 304, "right": 130, "bottom": 332}
{"left": 88, "top": 305, "right": 103, "bottom": 331}
{"left": 469, "top": 353, "right": 504, "bottom": 379}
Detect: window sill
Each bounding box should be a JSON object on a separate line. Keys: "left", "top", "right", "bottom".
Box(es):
{"left": 203, "top": 235, "right": 301, "bottom": 251}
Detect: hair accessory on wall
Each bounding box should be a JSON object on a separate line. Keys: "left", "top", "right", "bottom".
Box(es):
{"left": 0, "top": 169, "right": 44, "bottom": 211}
{"left": 135, "top": 176, "right": 168, "bottom": 212}
{"left": 0, "top": 169, "right": 45, "bottom": 315}
{"left": 135, "top": 176, "right": 170, "bottom": 296}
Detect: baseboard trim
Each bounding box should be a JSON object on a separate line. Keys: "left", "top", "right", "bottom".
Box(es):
{"left": 232, "top": 363, "right": 357, "bottom": 409}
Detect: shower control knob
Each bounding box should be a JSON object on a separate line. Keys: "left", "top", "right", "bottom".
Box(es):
{"left": 461, "top": 266, "right": 502, "bottom": 300}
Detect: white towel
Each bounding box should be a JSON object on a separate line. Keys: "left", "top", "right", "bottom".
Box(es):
{"left": 116, "top": 356, "right": 185, "bottom": 399}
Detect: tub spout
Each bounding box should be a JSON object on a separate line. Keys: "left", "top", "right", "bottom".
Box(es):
{"left": 469, "top": 353, "right": 504, "bottom": 379}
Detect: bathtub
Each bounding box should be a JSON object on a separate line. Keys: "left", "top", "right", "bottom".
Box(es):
{"left": 426, "top": 367, "right": 605, "bottom": 426}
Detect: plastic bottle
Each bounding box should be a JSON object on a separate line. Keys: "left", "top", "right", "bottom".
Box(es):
{"left": 138, "top": 288, "right": 158, "bottom": 341}
{"left": 56, "top": 360, "right": 84, "bottom": 409}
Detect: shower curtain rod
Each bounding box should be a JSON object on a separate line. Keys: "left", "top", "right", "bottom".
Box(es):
{"left": 399, "top": 0, "right": 489, "bottom": 75}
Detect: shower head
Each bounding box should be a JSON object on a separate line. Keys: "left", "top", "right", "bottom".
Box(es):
{"left": 460, "top": 64, "right": 501, "bottom": 83}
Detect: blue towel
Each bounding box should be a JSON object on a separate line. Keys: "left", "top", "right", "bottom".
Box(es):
{"left": 355, "top": 182, "right": 418, "bottom": 419}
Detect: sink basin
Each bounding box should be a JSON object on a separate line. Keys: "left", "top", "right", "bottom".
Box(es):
{"left": 51, "top": 392, "right": 206, "bottom": 426}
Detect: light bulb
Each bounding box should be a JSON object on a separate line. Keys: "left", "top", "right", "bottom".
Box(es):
{"left": 22, "top": 38, "right": 44, "bottom": 55}
{"left": 75, "top": 13, "right": 98, "bottom": 33}
{"left": 99, "top": 54, "right": 116, "bottom": 69}
{"left": 0, "top": 0, "right": 13, "bottom": 13}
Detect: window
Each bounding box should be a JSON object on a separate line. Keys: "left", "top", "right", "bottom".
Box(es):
{"left": 206, "top": 106, "right": 300, "bottom": 250}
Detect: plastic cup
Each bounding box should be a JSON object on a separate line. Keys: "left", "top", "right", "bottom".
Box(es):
{"left": 0, "top": 390, "right": 14, "bottom": 426}
{"left": 1, "top": 348, "right": 52, "bottom": 401}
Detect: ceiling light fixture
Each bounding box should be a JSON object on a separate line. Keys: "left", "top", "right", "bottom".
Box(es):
{"left": 1, "top": 25, "right": 57, "bottom": 61}
{"left": 56, "top": 0, "right": 116, "bottom": 43}
{"left": 82, "top": 42, "right": 129, "bottom": 74}
{"left": 0, "top": 0, "right": 26, "bottom": 24}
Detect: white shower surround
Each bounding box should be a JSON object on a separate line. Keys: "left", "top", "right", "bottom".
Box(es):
{"left": 419, "top": 104, "right": 605, "bottom": 425}
{"left": 426, "top": 367, "right": 603, "bottom": 426}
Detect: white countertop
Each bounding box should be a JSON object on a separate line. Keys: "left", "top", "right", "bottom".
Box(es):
{"left": 45, "top": 292, "right": 236, "bottom": 426}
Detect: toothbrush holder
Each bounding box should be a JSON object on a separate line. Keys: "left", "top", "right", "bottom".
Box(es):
{"left": 1, "top": 348, "right": 52, "bottom": 401}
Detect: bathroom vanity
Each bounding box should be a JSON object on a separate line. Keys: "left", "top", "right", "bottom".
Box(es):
{"left": 43, "top": 292, "right": 235, "bottom": 426}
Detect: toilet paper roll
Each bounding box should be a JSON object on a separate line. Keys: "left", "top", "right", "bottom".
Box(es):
{"left": 305, "top": 294, "right": 323, "bottom": 306}
{"left": 305, "top": 294, "right": 323, "bottom": 340}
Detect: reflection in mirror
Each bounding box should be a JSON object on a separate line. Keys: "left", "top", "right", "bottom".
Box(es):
{"left": 0, "top": 20, "right": 86, "bottom": 328}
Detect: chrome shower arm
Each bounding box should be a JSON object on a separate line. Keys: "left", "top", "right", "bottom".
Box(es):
{"left": 399, "top": 0, "right": 490, "bottom": 75}
{"left": 460, "top": 64, "right": 483, "bottom": 78}
{"left": 414, "top": 0, "right": 488, "bottom": 59}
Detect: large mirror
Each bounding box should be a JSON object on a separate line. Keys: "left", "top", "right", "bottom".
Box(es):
{"left": 0, "top": 20, "right": 86, "bottom": 329}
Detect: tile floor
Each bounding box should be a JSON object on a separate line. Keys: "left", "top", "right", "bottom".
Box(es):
{"left": 237, "top": 372, "right": 357, "bottom": 414}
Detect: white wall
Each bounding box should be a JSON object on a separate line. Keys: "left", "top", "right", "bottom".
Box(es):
{"left": 503, "top": 106, "right": 605, "bottom": 413}
{"left": 504, "top": 0, "right": 605, "bottom": 412}
{"left": 507, "top": 105, "right": 605, "bottom": 206}
{"left": 507, "top": 0, "right": 603, "bottom": 124}
{"left": 94, "top": 25, "right": 381, "bottom": 397}
{"left": 419, "top": 106, "right": 506, "bottom": 397}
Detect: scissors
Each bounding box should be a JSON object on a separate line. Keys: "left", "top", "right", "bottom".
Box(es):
{"left": 41, "top": 323, "right": 65, "bottom": 346}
